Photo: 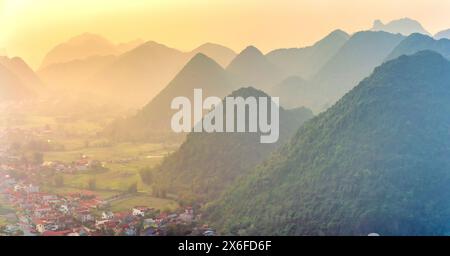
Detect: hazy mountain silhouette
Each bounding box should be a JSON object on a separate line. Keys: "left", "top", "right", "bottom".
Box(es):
{"left": 42, "top": 37, "right": 237, "bottom": 106}
{"left": 226, "top": 46, "right": 283, "bottom": 91}
{"left": 104, "top": 53, "right": 233, "bottom": 141}
{"left": 267, "top": 30, "right": 349, "bottom": 79}
{"left": 190, "top": 43, "right": 236, "bottom": 67}
{"left": 153, "top": 87, "right": 313, "bottom": 202}
{"left": 371, "top": 18, "right": 430, "bottom": 36}
{"left": 386, "top": 33, "right": 450, "bottom": 61}
{"left": 0, "top": 63, "right": 33, "bottom": 101}
{"left": 435, "top": 29, "right": 450, "bottom": 40}
{"left": 115, "top": 39, "right": 145, "bottom": 53}
{"left": 38, "top": 55, "right": 116, "bottom": 91}
{"left": 208, "top": 51, "right": 450, "bottom": 236}
{"left": 270, "top": 76, "right": 316, "bottom": 110}
{"left": 40, "top": 33, "right": 121, "bottom": 68}
{"left": 310, "top": 31, "right": 404, "bottom": 111}
{"left": 0, "top": 56, "right": 43, "bottom": 91}
{"left": 91, "top": 41, "right": 189, "bottom": 106}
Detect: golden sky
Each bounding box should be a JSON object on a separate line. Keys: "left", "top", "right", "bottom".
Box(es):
{"left": 1, "top": 0, "right": 450, "bottom": 68}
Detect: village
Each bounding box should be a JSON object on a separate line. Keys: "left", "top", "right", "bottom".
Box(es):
{"left": 0, "top": 127, "right": 216, "bottom": 236}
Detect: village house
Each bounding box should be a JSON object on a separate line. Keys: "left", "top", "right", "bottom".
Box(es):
{"left": 132, "top": 207, "right": 150, "bottom": 217}
{"left": 102, "top": 211, "right": 114, "bottom": 220}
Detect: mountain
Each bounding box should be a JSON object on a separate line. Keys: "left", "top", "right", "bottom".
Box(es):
{"left": 371, "top": 18, "right": 430, "bottom": 36}
{"left": 0, "top": 63, "right": 33, "bottom": 101}
{"left": 90, "top": 41, "right": 189, "bottom": 106}
{"left": 190, "top": 43, "right": 236, "bottom": 67}
{"left": 435, "top": 29, "right": 450, "bottom": 40}
{"left": 40, "top": 33, "right": 120, "bottom": 68}
{"left": 41, "top": 39, "right": 236, "bottom": 106}
{"left": 104, "top": 53, "right": 233, "bottom": 141}
{"left": 38, "top": 55, "right": 117, "bottom": 91}
{"left": 207, "top": 51, "right": 450, "bottom": 236}
{"left": 153, "top": 87, "right": 313, "bottom": 202}
{"left": 226, "top": 46, "right": 283, "bottom": 91}
{"left": 386, "top": 33, "right": 450, "bottom": 61}
{"left": 267, "top": 30, "right": 350, "bottom": 79}
{"left": 310, "top": 31, "right": 404, "bottom": 111}
{"left": 115, "top": 39, "right": 145, "bottom": 53}
{"left": 0, "top": 56, "right": 43, "bottom": 91}
{"left": 270, "top": 76, "right": 315, "bottom": 110}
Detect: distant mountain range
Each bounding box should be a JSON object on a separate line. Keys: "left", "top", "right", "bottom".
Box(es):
{"left": 267, "top": 30, "right": 350, "bottom": 79}
{"left": 0, "top": 63, "right": 33, "bottom": 102}
{"left": 153, "top": 87, "right": 313, "bottom": 202}
{"left": 39, "top": 35, "right": 237, "bottom": 107}
{"left": 226, "top": 46, "right": 283, "bottom": 92}
{"left": 371, "top": 18, "right": 430, "bottom": 36}
{"left": 38, "top": 55, "right": 117, "bottom": 93}
{"left": 0, "top": 56, "right": 43, "bottom": 91}
{"left": 435, "top": 29, "right": 450, "bottom": 40}
{"left": 191, "top": 43, "right": 237, "bottom": 67}
{"left": 207, "top": 51, "right": 450, "bottom": 236}
{"left": 310, "top": 31, "right": 404, "bottom": 111}
{"left": 386, "top": 33, "right": 450, "bottom": 61}
{"left": 104, "top": 53, "right": 233, "bottom": 141}
{"left": 40, "top": 33, "right": 144, "bottom": 69}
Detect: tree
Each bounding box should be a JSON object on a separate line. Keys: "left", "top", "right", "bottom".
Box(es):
{"left": 128, "top": 182, "right": 138, "bottom": 193}
{"left": 88, "top": 178, "right": 97, "bottom": 190}
{"left": 139, "top": 167, "right": 153, "bottom": 185}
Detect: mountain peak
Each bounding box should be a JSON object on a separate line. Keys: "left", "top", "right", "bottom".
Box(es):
{"left": 371, "top": 17, "right": 430, "bottom": 36}
{"left": 435, "top": 29, "right": 450, "bottom": 40}
{"left": 229, "top": 86, "right": 270, "bottom": 99}
{"left": 185, "top": 53, "right": 222, "bottom": 70}
{"left": 385, "top": 33, "right": 450, "bottom": 61}
{"left": 328, "top": 29, "right": 349, "bottom": 38}
{"left": 190, "top": 43, "right": 236, "bottom": 67}
{"left": 208, "top": 50, "right": 450, "bottom": 236}
{"left": 240, "top": 45, "right": 264, "bottom": 57}
{"left": 226, "top": 46, "right": 281, "bottom": 91}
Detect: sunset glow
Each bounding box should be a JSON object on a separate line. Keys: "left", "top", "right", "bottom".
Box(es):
{"left": 1, "top": 0, "right": 450, "bottom": 67}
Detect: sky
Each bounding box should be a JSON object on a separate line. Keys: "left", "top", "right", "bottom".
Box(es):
{"left": 1, "top": 0, "right": 450, "bottom": 68}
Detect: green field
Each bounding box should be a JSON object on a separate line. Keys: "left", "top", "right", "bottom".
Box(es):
{"left": 44, "top": 142, "right": 174, "bottom": 192}
{"left": 45, "top": 142, "right": 172, "bottom": 162}
{"left": 42, "top": 186, "right": 120, "bottom": 200}
{"left": 109, "top": 194, "right": 179, "bottom": 212}
{"left": 1, "top": 106, "right": 182, "bottom": 216}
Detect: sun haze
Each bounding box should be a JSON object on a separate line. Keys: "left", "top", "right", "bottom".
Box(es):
{"left": 1, "top": 0, "right": 450, "bottom": 68}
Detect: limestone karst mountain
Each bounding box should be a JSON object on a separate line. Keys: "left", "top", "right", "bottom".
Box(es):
{"left": 267, "top": 30, "right": 349, "bottom": 79}
{"left": 40, "top": 33, "right": 120, "bottom": 68}
{"left": 435, "top": 29, "right": 450, "bottom": 40}
{"left": 104, "top": 53, "right": 234, "bottom": 141}
{"left": 226, "top": 46, "right": 283, "bottom": 91}
{"left": 371, "top": 18, "right": 430, "bottom": 36}
{"left": 0, "top": 63, "right": 33, "bottom": 101}
{"left": 153, "top": 87, "right": 313, "bottom": 202}
{"left": 190, "top": 43, "right": 236, "bottom": 67}
{"left": 310, "top": 31, "right": 404, "bottom": 111}
{"left": 38, "top": 55, "right": 117, "bottom": 91}
{"left": 386, "top": 33, "right": 450, "bottom": 61}
{"left": 0, "top": 56, "right": 43, "bottom": 91}
{"left": 208, "top": 51, "right": 450, "bottom": 236}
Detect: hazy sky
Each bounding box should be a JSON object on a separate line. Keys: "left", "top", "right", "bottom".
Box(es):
{"left": 1, "top": 0, "right": 450, "bottom": 68}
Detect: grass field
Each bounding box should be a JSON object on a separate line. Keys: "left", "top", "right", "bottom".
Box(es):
{"left": 109, "top": 194, "right": 179, "bottom": 212}
{"left": 44, "top": 142, "right": 175, "bottom": 192}
{"left": 41, "top": 186, "right": 120, "bottom": 200}
{"left": 1, "top": 106, "right": 182, "bottom": 216}
{"left": 45, "top": 142, "right": 172, "bottom": 162}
